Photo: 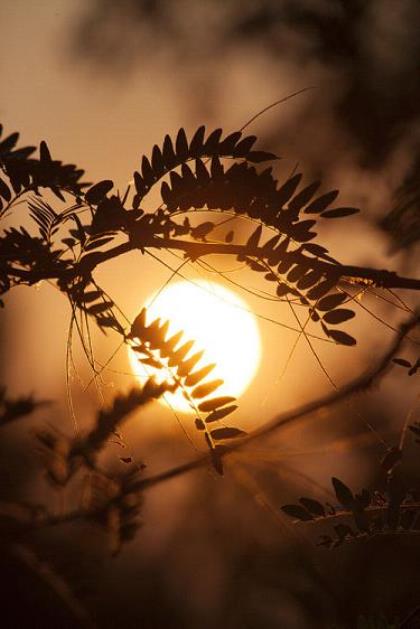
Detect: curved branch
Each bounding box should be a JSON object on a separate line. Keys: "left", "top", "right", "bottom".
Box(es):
{"left": 79, "top": 236, "right": 420, "bottom": 292}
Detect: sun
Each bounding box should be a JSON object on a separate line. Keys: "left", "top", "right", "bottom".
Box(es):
{"left": 128, "top": 279, "right": 261, "bottom": 413}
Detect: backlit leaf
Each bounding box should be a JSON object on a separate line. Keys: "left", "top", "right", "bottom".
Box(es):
{"left": 191, "top": 379, "right": 223, "bottom": 399}
{"left": 198, "top": 396, "right": 236, "bottom": 412}
{"left": 205, "top": 405, "right": 238, "bottom": 423}
{"left": 184, "top": 364, "right": 216, "bottom": 387}
{"left": 210, "top": 427, "right": 247, "bottom": 440}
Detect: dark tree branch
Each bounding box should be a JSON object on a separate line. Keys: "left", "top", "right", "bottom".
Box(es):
{"left": 78, "top": 236, "right": 420, "bottom": 292}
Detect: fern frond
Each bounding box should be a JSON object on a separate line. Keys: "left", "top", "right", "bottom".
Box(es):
{"left": 132, "top": 126, "right": 278, "bottom": 205}
{"left": 128, "top": 307, "right": 246, "bottom": 473}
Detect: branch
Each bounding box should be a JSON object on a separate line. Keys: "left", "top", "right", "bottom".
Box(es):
{"left": 79, "top": 236, "right": 420, "bottom": 291}
{"left": 131, "top": 310, "right": 420, "bottom": 492}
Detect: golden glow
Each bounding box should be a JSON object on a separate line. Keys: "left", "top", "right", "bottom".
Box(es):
{"left": 128, "top": 280, "right": 261, "bottom": 413}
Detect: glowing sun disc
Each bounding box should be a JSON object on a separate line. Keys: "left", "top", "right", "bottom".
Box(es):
{"left": 128, "top": 280, "right": 261, "bottom": 413}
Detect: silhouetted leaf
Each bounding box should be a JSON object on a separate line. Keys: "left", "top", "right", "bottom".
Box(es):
{"left": 160, "top": 180, "right": 171, "bottom": 206}
{"left": 287, "top": 263, "right": 308, "bottom": 283}
{"left": 198, "top": 396, "right": 236, "bottom": 412}
{"left": 297, "top": 269, "right": 323, "bottom": 290}
{"left": 62, "top": 237, "right": 75, "bottom": 248}
{"left": 162, "top": 133, "right": 176, "bottom": 168}
{"left": 141, "top": 155, "right": 154, "bottom": 184}
{"left": 141, "top": 356, "right": 162, "bottom": 368}
{"left": 0, "top": 132, "right": 19, "bottom": 154}
{"left": 85, "top": 180, "right": 113, "bottom": 204}
{"left": 205, "top": 405, "right": 238, "bottom": 423}
{"left": 130, "top": 308, "right": 147, "bottom": 338}
{"left": 288, "top": 181, "right": 320, "bottom": 212}
{"left": 0, "top": 178, "right": 11, "bottom": 202}
{"left": 83, "top": 291, "right": 104, "bottom": 303}
{"left": 151, "top": 145, "right": 165, "bottom": 177}
{"left": 39, "top": 140, "right": 51, "bottom": 162}
{"left": 246, "top": 224, "right": 263, "bottom": 249}
{"left": 162, "top": 331, "right": 184, "bottom": 356}
{"left": 191, "top": 379, "right": 223, "bottom": 399}
{"left": 317, "top": 293, "right": 347, "bottom": 311}
{"left": 304, "top": 190, "right": 339, "bottom": 214}
{"left": 327, "top": 328, "right": 357, "bottom": 346}
{"left": 218, "top": 130, "right": 242, "bottom": 154}
{"left": 175, "top": 128, "right": 188, "bottom": 160}
{"left": 281, "top": 504, "right": 313, "bottom": 521}
{"left": 276, "top": 283, "right": 290, "bottom": 297}
{"left": 210, "top": 427, "right": 246, "bottom": 440}
{"left": 322, "top": 308, "right": 355, "bottom": 324}
{"left": 204, "top": 128, "right": 223, "bottom": 153}
{"left": 392, "top": 357, "right": 411, "bottom": 368}
{"left": 290, "top": 219, "right": 317, "bottom": 242}
{"left": 299, "top": 497, "right": 326, "bottom": 517}
{"left": 321, "top": 207, "right": 359, "bottom": 219}
{"left": 195, "top": 418, "right": 205, "bottom": 431}
{"left": 189, "top": 125, "right": 206, "bottom": 155}
{"left": 88, "top": 301, "right": 113, "bottom": 314}
{"left": 264, "top": 272, "right": 278, "bottom": 281}
{"left": 307, "top": 277, "right": 338, "bottom": 301}
{"left": 225, "top": 230, "right": 234, "bottom": 243}
{"left": 84, "top": 236, "right": 115, "bottom": 250}
{"left": 277, "top": 174, "right": 302, "bottom": 206}
{"left": 191, "top": 221, "right": 214, "bottom": 239}
{"left": 304, "top": 243, "right": 329, "bottom": 257}
{"left": 175, "top": 350, "right": 203, "bottom": 377}
{"left": 248, "top": 259, "right": 266, "bottom": 272}
{"left": 184, "top": 363, "right": 216, "bottom": 387}
{"left": 233, "top": 135, "right": 256, "bottom": 156}
{"left": 246, "top": 150, "right": 278, "bottom": 163}
{"left": 168, "top": 340, "right": 195, "bottom": 365}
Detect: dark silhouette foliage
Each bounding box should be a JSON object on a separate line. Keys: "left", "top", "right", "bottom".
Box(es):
{"left": 1, "top": 121, "right": 419, "bottom": 627}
